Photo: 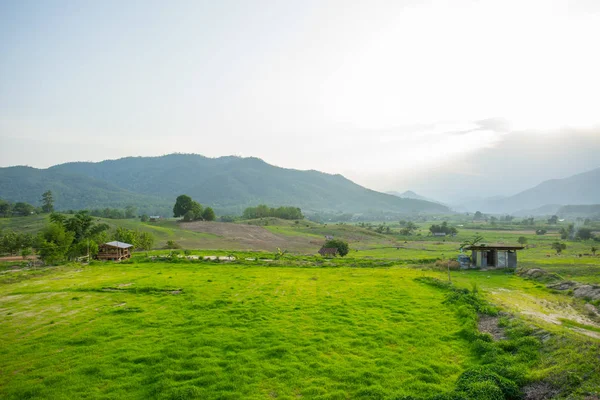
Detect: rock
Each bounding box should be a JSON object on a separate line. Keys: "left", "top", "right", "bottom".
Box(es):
{"left": 518, "top": 268, "right": 562, "bottom": 282}
{"left": 584, "top": 303, "right": 599, "bottom": 316}
{"left": 547, "top": 281, "right": 579, "bottom": 291}
{"left": 521, "top": 268, "right": 546, "bottom": 277}
{"left": 573, "top": 285, "right": 600, "bottom": 301}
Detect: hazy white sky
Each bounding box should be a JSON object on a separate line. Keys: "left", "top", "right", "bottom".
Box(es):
{"left": 1, "top": 0, "right": 599, "bottom": 201}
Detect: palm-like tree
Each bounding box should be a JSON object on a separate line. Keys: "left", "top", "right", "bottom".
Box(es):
{"left": 460, "top": 234, "right": 484, "bottom": 251}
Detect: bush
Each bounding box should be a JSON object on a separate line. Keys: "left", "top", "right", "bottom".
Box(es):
{"left": 456, "top": 367, "right": 520, "bottom": 400}
{"left": 459, "top": 381, "right": 504, "bottom": 400}
{"left": 183, "top": 210, "right": 195, "bottom": 222}
{"left": 323, "top": 239, "right": 350, "bottom": 257}
{"left": 434, "top": 259, "right": 460, "bottom": 270}
{"left": 165, "top": 240, "right": 181, "bottom": 249}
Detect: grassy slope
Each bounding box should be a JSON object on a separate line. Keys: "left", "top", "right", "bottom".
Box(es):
{"left": 0, "top": 264, "right": 474, "bottom": 400}
{"left": 2, "top": 216, "right": 599, "bottom": 284}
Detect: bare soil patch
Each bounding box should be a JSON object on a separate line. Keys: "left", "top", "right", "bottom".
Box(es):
{"left": 0, "top": 255, "right": 38, "bottom": 262}
{"left": 478, "top": 314, "right": 506, "bottom": 340}
{"left": 522, "top": 381, "right": 560, "bottom": 400}
{"left": 181, "top": 221, "right": 318, "bottom": 253}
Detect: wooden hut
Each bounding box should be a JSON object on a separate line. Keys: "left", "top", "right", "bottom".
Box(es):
{"left": 97, "top": 241, "right": 133, "bottom": 261}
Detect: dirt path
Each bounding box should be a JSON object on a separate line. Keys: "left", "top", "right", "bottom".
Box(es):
{"left": 0, "top": 255, "right": 38, "bottom": 262}
{"left": 488, "top": 288, "right": 600, "bottom": 339}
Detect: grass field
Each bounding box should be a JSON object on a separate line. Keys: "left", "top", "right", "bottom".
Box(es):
{"left": 1, "top": 215, "right": 600, "bottom": 399}
{"left": 1, "top": 263, "right": 479, "bottom": 399}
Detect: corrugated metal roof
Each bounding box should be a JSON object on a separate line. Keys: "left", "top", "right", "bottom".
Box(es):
{"left": 465, "top": 245, "right": 524, "bottom": 251}
{"left": 104, "top": 241, "right": 133, "bottom": 248}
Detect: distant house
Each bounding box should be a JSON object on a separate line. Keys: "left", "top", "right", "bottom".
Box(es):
{"left": 325, "top": 235, "right": 334, "bottom": 240}
{"left": 149, "top": 216, "right": 161, "bottom": 222}
{"left": 433, "top": 232, "right": 446, "bottom": 237}
{"left": 318, "top": 247, "right": 338, "bottom": 257}
{"left": 97, "top": 241, "right": 133, "bottom": 261}
{"left": 463, "top": 245, "right": 524, "bottom": 269}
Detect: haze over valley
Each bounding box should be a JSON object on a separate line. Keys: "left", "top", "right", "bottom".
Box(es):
{"left": 1, "top": 1, "right": 600, "bottom": 399}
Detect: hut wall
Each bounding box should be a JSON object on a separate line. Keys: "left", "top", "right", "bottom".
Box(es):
{"left": 508, "top": 251, "right": 517, "bottom": 268}
{"left": 497, "top": 251, "right": 507, "bottom": 268}
{"left": 476, "top": 251, "right": 484, "bottom": 267}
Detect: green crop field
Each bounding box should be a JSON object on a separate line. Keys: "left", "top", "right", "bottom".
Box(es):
{"left": 1, "top": 214, "right": 600, "bottom": 399}
{"left": 1, "top": 263, "right": 475, "bottom": 399}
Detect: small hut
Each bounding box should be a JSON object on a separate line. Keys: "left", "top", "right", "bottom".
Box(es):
{"left": 97, "top": 241, "right": 133, "bottom": 261}
{"left": 463, "top": 245, "right": 524, "bottom": 269}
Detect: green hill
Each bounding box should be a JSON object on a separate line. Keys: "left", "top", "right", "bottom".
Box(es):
{"left": 0, "top": 154, "right": 449, "bottom": 215}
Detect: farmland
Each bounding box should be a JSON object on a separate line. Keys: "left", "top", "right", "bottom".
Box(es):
{"left": 1, "top": 214, "right": 600, "bottom": 399}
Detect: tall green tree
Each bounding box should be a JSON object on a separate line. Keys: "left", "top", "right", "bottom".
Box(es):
{"left": 137, "top": 232, "right": 155, "bottom": 251}
{"left": 559, "top": 224, "right": 575, "bottom": 240}
{"left": 173, "top": 195, "right": 193, "bottom": 218}
{"left": 65, "top": 211, "right": 94, "bottom": 243}
{"left": 551, "top": 242, "right": 567, "bottom": 254}
{"left": 460, "top": 235, "right": 484, "bottom": 250}
{"left": 36, "top": 223, "right": 75, "bottom": 264}
{"left": 183, "top": 210, "right": 196, "bottom": 222}
{"left": 41, "top": 190, "right": 54, "bottom": 213}
{"left": 202, "top": 207, "right": 216, "bottom": 221}
{"left": 13, "top": 202, "right": 34, "bottom": 216}
{"left": 0, "top": 200, "right": 11, "bottom": 217}
{"left": 575, "top": 228, "right": 594, "bottom": 241}
{"left": 125, "top": 205, "right": 137, "bottom": 219}
{"left": 114, "top": 227, "right": 139, "bottom": 247}
{"left": 191, "top": 201, "right": 204, "bottom": 220}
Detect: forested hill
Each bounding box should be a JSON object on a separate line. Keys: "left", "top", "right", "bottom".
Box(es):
{"left": 0, "top": 154, "right": 449, "bottom": 215}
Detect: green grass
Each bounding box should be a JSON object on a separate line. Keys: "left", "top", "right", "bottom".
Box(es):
{"left": 1, "top": 263, "right": 477, "bottom": 400}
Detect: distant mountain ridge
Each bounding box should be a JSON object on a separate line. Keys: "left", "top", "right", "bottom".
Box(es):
{"left": 557, "top": 204, "right": 600, "bottom": 218}
{"left": 457, "top": 167, "right": 600, "bottom": 214}
{"left": 0, "top": 154, "right": 449, "bottom": 215}
{"left": 387, "top": 190, "right": 443, "bottom": 204}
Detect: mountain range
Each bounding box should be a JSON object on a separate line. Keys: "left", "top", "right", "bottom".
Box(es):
{"left": 387, "top": 190, "right": 434, "bottom": 202}
{"left": 0, "top": 154, "right": 449, "bottom": 216}
{"left": 453, "top": 167, "right": 600, "bottom": 214}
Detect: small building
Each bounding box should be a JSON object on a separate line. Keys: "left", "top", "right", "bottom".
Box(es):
{"left": 325, "top": 235, "right": 334, "bottom": 240}
{"left": 433, "top": 232, "right": 447, "bottom": 237}
{"left": 318, "top": 247, "right": 338, "bottom": 257}
{"left": 97, "top": 241, "right": 133, "bottom": 261}
{"left": 463, "top": 245, "right": 524, "bottom": 269}
{"left": 149, "top": 216, "right": 161, "bottom": 222}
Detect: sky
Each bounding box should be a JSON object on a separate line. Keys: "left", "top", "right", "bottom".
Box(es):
{"left": 1, "top": 0, "right": 599, "bottom": 203}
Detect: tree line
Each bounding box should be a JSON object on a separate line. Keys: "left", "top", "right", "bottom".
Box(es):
{"left": 0, "top": 190, "right": 54, "bottom": 217}
{"left": 173, "top": 195, "right": 216, "bottom": 222}
{"left": 242, "top": 204, "right": 304, "bottom": 220}
{"left": 0, "top": 211, "right": 155, "bottom": 263}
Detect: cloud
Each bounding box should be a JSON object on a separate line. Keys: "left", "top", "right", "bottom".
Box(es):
{"left": 350, "top": 125, "right": 600, "bottom": 203}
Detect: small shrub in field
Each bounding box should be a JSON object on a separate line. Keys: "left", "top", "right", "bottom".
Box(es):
{"left": 456, "top": 367, "right": 520, "bottom": 400}
{"left": 434, "top": 259, "right": 460, "bottom": 270}
{"left": 165, "top": 240, "right": 181, "bottom": 249}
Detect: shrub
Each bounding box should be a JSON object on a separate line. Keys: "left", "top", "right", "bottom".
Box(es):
{"left": 459, "top": 380, "right": 504, "bottom": 400}
{"left": 456, "top": 367, "right": 520, "bottom": 400}
{"left": 165, "top": 240, "right": 181, "bottom": 249}
{"left": 434, "top": 259, "right": 460, "bottom": 270}
{"left": 323, "top": 239, "right": 350, "bottom": 257}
